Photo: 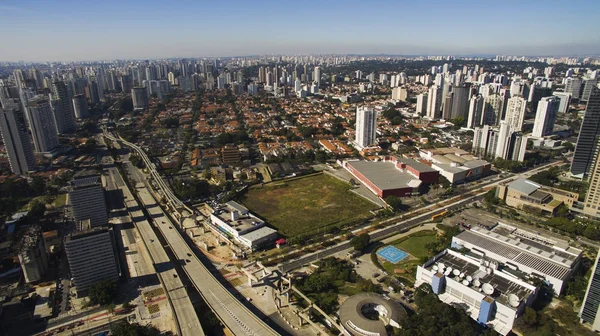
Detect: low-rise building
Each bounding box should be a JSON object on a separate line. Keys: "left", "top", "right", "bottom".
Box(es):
{"left": 496, "top": 178, "right": 578, "bottom": 214}
{"left": 450, "top": 223, "right": 581, "bottom": 296}
{"left": 342, "top": 156, "right": 439, "bottom": 198}
{"left": 419, "top": 147, "right": 491, "bottom": 184}
{"left": 416, "top": 248, "right": 538, "bottom": 335}
{"left": 209, "top": 201, "right": 278, "bottom": 251}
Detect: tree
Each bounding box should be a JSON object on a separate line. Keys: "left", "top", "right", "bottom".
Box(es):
{"left": 522, "top": 307, "right": 538, "bottom": 326}
{"left": 451, "top": 116, "right": 465, "bottom": 129}
{"left": 111, "top": 321, "right": 161, "bottom": 336}
{"left": 28, "top": 200, "right": 46, "bottom": 219}
{"left": 350, "top": 233, "right": 370, "bottom": 252}
{"left": 107, "top": 303, "right": 116, "bottom": 314}
{"left": 385, "top": 195, "right": 403, "bottom": 211}
{"left": 88, "top": 280, "right": 117, "bottom": 305}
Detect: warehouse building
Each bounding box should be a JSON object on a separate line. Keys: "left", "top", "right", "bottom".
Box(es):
{"left": 342, "top": 156, "right": 439, "bottom": 198}
{"left": 419, "top": 147, "right": 491, "bottom": 184}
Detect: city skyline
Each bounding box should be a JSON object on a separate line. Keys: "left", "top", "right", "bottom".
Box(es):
{"left": 2, "top": 0, "right": 600, "bottom": 62}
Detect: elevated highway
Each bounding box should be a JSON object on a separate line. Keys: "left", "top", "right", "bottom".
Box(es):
{"left": 104, "top": 162, "right": 203, "bottom": 336}
{"left": 104, "top": 131, "right": 280, "bottom": 336}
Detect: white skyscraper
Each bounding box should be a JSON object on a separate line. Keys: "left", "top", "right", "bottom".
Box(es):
{"left": 313, "top": 66, "right": 320, "bottom": 87}
{"left": 532, "top": 96, "right": 560, "bottom": 138}
{"left": 467, "top": 94, "right": 484, "bottom": 128}
{"left": 416, "top": 93, "right": 428, "bottom": 116}
{"left": 355, "top": 106, "right": 377, "bottom": 149}
{"left": 427, "top": 85, "right": 441, "bottom": 119}
{"left": 504, "top": 96, "right": 527, "bottom": 131}
{"left": 27, "top": 96, "right": 59, "bottom": 153}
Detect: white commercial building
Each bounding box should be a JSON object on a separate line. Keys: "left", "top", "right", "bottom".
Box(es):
{"left": 416, "top": 248, "right": 538, "bottom": 335}
{"left": 450, "top": 223, "right": 581, "bottom": 296}
{"left": 209, "top": 201, "right": 278, "bottom": 251}
{"left": 355, "top": 106, "right": 377, "bottom": 150}
{"left": 532, "top": 96, "right": 560, "bottom": 138}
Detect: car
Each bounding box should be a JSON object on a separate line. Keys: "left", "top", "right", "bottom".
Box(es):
{"left": 187, "top": 253, "right": 192, "bottom": 257}
{"left": 186, "top": 259, "right": 191, "bottom": 262}
{"left": 169, "top": 226, "right": 172, "bottom": 229}
{"left": 173, "top": 274, "right": 178, "bottom": 278}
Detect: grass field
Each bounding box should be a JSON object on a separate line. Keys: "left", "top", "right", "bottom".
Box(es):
{"left": 240, "top": 174, "right": 378, "bottom": 238}
{"left": 393, "top": 234, "right": 437, "bottom": 258}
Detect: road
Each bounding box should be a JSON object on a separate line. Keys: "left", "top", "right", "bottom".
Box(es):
{"left": 104, "top": 131, "right": 281, "bottom": 336}
{"left": 278, "top": 160, "right": 566, "bottom": 273}
{"left": 103, "top": 159, "right": 204, "bottom": 336}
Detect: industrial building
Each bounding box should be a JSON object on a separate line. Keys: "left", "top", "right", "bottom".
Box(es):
{"left": 342, "top": 157, "right": 439, "bottom": 198}
{"left": 416, "top": 248, "right": 538, "bottom": 335}
{"left": 18, "top": 226, "right": 48, "bottom": 283}
{"left": 209, "top": 201, "right": 278, "bottom": 251}
{"left": 419, "top": 148, "right": 491, "bottom": 184}
{"left": 64, "top": 221, "right": 119, "bottom": 295}
{"left": 496, "top": 178, "right": 578, "bottom": 215}
{"left": 417, "top": 222, "right": 582, "bottom": 334}
{"left": 451, "top": 223, "right": 581, "bottom": 296}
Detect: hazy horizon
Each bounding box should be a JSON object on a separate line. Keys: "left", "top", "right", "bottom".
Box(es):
{"left": 2, "top": 0, "right": 600, "bottom": 62}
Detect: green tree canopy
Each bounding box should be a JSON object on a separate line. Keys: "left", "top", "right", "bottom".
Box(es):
{"left": 111, "top": 321, "right": 162, "bottom": 336}
{"left": 350, "top": 233, "right": 370, "bottom": 252}
{"left": 385, "top": 195, "right": 403, "bottom": 211}
{"left": 88, "top": 280, "right": 117, "bottom": 305}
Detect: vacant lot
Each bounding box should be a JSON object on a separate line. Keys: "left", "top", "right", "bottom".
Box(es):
{"left": 241, "top": 174, "right": 378, "bottom": 238}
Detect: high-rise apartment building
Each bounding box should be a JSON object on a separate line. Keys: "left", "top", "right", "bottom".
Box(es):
{"left": 68, "top": 173, "right": 108, "bottom": 228}
{"left": 64, "top": 223, "right": 119, "bottom": 295}
{"left": 27, "top": 96, "right": 59, "bottom": 153}
{"left": 450, "top": 83, "right": 471, "bottom": 119}
{"left": 0, "top": 100, "right": 36, "bottom": 175}
{"left": 571, "top": 85, "right": 600, "bottom": 178}
{"left": 72, "top": 94, "right": 89, "bottom": 119}
{"left": 392, "top": 86, "right": 408, "bottom": 101}
{"left": 355, "top": 106, "right": 377, "bottom": 150}
{"left": 582, "top": 78, "right": 598, "bottom": 102}
{"left": 532, "top": 96, "right": 560, "bottom": 138}
{"left": 579, "top": 250, "right": 600, "bottom": 330}
{"left": 467, "top": 94, "right": 484, "bottom": 128}
{"left": 504, "top": 96, "right": 527, "bottom": 132}
{"left": 51, "top": 81, "right": 76, "bottom": 133}
{"left": 18, "top": 226, "right": 48, "bottom": 283}
{"left": 416, "top": 93, "right": 428, "bottom": 116}
{"left": 131, "top": 87, "right": 148, "bottom": 111}
{"left": 565, "top": 77, "right": 582, "bottom": 100}
{"left": 427, "top": 85, "right": 441, "bottom": 119}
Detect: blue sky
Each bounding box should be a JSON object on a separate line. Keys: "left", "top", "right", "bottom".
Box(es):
{"left": 1, "top": 0, "right": 599, "bottom": 61}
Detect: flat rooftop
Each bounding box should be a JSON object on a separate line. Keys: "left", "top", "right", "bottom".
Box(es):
{"left": 211, "top": 203, "right": 263, "bottom": 232}
{"left": 347, "top": 160, "right": 421, "bottom": 191}
{"left": 456, "top": 225, "right": 579, "bottom": 280}
{"left": 426, "top": 251, "right": 534, "bottom": 308}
